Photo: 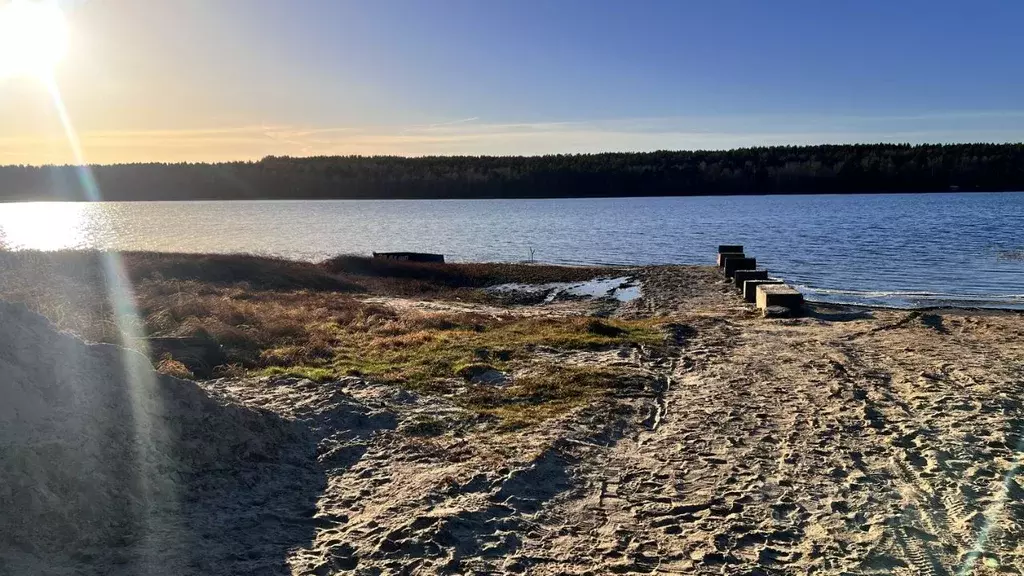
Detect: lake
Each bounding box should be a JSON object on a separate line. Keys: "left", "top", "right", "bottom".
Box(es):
{"left": 0, "top": 193, "right": 1021, "bottom": 309}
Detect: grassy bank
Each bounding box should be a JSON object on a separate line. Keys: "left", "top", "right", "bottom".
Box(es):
{"left": 0, "top": 251, "right": 664, "bottom": 425}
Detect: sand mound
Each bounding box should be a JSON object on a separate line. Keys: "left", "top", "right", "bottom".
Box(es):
{"left": 0, "top": 302, "right": 316, "bottom": 574}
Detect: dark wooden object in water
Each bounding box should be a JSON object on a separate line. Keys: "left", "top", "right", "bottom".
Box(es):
{"left": 717, "top": 252, "right": 745, "bottom": 267}
{"left": 372, "top": 252, "right": 445, "bottom": 263}
{"left": 724, "top": 257, "right": 756, "bottom": 278}
{"left": 733, "top": 269, "right": 769, "bottom": 289}
{"left": 718, "top": 244, "right": 743, "bottom": 254}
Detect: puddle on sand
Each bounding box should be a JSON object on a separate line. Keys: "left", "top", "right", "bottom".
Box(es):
{"left": 488, "top": 277, "right": 642, "bottom": 303}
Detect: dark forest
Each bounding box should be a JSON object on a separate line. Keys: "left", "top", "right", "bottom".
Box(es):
{"left": 2, "top": 143, "right": 1022, "bottom": 201}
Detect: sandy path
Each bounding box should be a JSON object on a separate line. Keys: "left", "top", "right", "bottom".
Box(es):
{"left": 271, "top": 267, "right": 1022, "bottom": 575}
{"left": 514, "top": 268, "right": 1024, "bottom": 575}
{"left": 519, "top": 316, "right": 874, "bottom": 573}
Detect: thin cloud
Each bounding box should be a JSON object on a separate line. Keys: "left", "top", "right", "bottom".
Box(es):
{"left": 4, "top": 111, "right": 1024, "bottom": 164}
{"left": 428, "top": 116, "right": 479, "bottom": 127}
{"left": 398, "top": 116, "right": 481, "bottom": 134}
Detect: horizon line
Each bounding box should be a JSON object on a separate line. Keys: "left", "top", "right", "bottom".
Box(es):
{"left": 1, "top": 140, "right": 1023, "bottom": 168}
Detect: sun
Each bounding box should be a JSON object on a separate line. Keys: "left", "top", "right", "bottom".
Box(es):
{"left": 0, "top": 0, "right": 68, "bottom": 80}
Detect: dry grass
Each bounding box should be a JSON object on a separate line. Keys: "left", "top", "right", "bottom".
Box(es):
{"left": 134, "top": 280, "right": 391, "bottom": 367}
{"left": 156, "top": 357, "right": 195, "bottom": 379}
{"left": 0, "top": 250, "right": 612, "bottom": 342}
{"left": 320, "top": 254, "right": 612, "bottom": 296}
{"left": 0, "top": 250, "right": 359, "bottom": 343}
{"left": 0, "top": 250, "right": 661, "bottom": 424}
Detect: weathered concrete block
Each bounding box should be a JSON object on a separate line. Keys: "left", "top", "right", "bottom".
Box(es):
{"left": 733, "top": 269, "right": 768, "bottom": 290}
{"left": 744, "top": 279, "right": 784, "bottom": 302}
{"left": 724, "top": 257, "right": 756, "bottom": 278}
{"left": 718, "top": 245, "right": 743, "bottom": 254}
{"left": 756, "top": 284, "right": 804, "bottom": 314}
{"left": 717, "top": 252, "right": 745, "bottom": 267}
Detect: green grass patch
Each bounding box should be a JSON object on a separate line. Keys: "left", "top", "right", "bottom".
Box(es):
{"left": 256, "top": 366, "right": 339, "bottom": 383}
{"left": 253, "top": 316, "right": 665, "bottom": 426}
{"left": 276, "top": 315, "right": 665, "bottom": 388}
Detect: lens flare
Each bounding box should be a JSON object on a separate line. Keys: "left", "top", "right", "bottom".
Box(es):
{"left": 43, "top": 71, "right": 183, "bottom": 571}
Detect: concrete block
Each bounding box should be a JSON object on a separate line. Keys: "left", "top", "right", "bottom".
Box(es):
{"left": 744, "top": 279, "right": 784, "bottom": 302}
{"left": 756, "top": 284, "right": 804, "bottom": 314}
{"left": 718, "top": 244, "right": 743, "bottom": 254}
{"left": 733, "top": 269, "right": 768, "bottom": 290}
{"left": 717, "top": 252, "right": 745, "bottom": 267}
{"left": 724, "top": 257, "right": 756, "bottom": 278}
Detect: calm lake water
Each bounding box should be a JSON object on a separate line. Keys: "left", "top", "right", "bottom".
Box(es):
{"left": 1, "top": 193, "right": 1022, "bottom": 309}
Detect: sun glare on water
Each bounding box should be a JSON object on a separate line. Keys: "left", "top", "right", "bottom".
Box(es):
{"left": 0, "top": 0, "right": 68, "bottom": 79}
{"left": 0, "top": 202, "right": 86, "bottom": 250}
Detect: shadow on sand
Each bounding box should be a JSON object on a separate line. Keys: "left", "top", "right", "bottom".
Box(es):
{"left": 0, "top": 302, "right": 394, "bottom": 576}
{"left": 807, "top": 305, "right": 876, "bottom": 322}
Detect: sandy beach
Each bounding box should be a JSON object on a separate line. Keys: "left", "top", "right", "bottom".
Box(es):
{"left": 3, "top": 262, "right": 1023, "bottom": 575}
{"left": 3, "top": 2, "right": 1023, "bottom": 573}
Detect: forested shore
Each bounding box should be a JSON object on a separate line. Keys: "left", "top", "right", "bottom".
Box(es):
{"left": 2, "top": 143, "right": 1023, "bottom": 201}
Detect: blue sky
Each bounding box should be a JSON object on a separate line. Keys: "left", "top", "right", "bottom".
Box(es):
{"left": 2, "top": 0, "right": 1024, "bottom": 162}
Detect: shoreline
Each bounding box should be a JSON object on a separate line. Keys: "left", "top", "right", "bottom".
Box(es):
{"left": 3, "top": 189, "right": 1024, "bottom": 203}
{"left": 807, "top": 299, "right": 1024, "bottom": 316}
{"left": 1, "top": 247, "right": 1020, "bottom": 312}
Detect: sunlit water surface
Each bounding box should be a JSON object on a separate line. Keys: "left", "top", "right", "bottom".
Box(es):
{"left": 1, "top": 193, "right": 1021, "bottom": 309}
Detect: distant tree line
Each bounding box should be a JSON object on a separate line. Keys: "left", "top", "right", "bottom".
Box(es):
{"left": 2, "top": 143, "right": 1023, "bottom": 201}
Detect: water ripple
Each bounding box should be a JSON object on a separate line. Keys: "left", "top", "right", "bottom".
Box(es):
{"left": 0, "top": 193, "right": 1021, "bottom": 309}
